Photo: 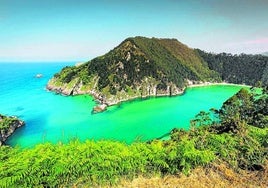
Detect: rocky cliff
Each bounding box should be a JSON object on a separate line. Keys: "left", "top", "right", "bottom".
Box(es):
{"left": 47, "top": 37, "right": 220, "bottom": 112}
{"left": 0, "top": 114, "right": 25, "bottom": 146}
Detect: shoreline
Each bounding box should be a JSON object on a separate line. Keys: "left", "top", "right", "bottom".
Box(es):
{"left": 187, "top": 82, "right": 251, "bottom": 88}
{"left": 48, "top": 82, "right": 249, "bottom": 113}
{"left": 93, "top": 82, "right": 249, "bottom": 113}
{"left": 0, "top": 115, "right": 25, "bottom": 146}
{"left": 92, "top": 90, "right": 185, "bottom": 113}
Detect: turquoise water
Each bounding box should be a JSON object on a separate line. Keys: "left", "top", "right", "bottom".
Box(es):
{"left": 0, "top": 63, "right": 244, "bottom": 148}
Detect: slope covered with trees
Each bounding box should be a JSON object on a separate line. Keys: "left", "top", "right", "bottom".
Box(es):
{"left": 1, "top": 86, "right": 267, "bottom": 187}
{"left": 196, "top": 49, "right": 268, "bottom": 86}
{"left": 47, "top": 37, "right": 268, "bottom": 112}
{"left": 47, "top": 37, "right": 220, "bottom": 112}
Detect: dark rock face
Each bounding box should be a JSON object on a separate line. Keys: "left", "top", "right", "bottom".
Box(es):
{"left": 0, "top": 114, "right": 25, "bottom": 146}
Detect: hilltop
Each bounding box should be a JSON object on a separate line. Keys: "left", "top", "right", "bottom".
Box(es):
{"left": 47, "top": 37, "right": 268, "bottom": 112}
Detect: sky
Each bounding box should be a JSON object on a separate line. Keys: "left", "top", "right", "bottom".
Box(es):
{"left": 0, "top": 0, "right": 268, "bottom": 62}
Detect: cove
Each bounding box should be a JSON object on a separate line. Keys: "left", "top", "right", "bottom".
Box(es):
{"left": 6, "top": 85, "right": 244, "bottom": 148}
{"left": 0, "top": 63, "right": 245, "bottom": 148}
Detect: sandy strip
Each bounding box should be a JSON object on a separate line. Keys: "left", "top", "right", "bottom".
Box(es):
{"left": 187, "top": 82, "right": 251, "bottom": 88}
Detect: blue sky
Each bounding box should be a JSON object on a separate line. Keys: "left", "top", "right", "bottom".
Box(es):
{"left": 0, "top": 0, "right": 268, "bottom": 61}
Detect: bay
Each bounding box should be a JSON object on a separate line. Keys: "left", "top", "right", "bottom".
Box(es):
{"left": 0, "top": 62, "right": 244, "bottom": 148}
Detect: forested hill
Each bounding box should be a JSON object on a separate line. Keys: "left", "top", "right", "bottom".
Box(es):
{"left": 47, "top": 37, "right": 268, "bottom": 112}
{"left": 195, "top": 49, "right": 268, "bottom": 86}
{"left": 47, "top": 37, "right": 219, "bottom": 111}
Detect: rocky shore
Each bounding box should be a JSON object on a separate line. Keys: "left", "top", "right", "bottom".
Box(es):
{"left": 47, "top": 78, "right": 250, "bottom": 114}
{"left": 46, "top": 79, "right": 185, "bottom": 113}
{"left": 0, "top": 114, "right": 25, "bottom": 146}
{"left": 187, "top": 81, "right": 250, "bottom": 88}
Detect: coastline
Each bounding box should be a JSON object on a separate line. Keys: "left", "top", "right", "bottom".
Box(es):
{"left": 0, "top": 115, "right": 25, "bottom": 146}
{"left": 187, "top": 82, "right": 251, "bottom": 88}
{"left": 92, "top": 89, "right": 185, "bottom": 113}
{"left": 47, "top": 82, "right": 248, "bottom": 113}
{"left": 92, "top": 82, "right": 249, "bottom": 113}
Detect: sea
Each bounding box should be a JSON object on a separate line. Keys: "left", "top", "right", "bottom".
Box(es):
{"left": 0, "top": 62, "right": 244, "bottom": 148}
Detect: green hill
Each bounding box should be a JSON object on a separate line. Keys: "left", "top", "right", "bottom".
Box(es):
{"left": 47, "top": 37, "right": 219, "bottom": 112}
{"left": 47, "top": 37, "right": 268, "bottom": 112}
{"left": 195, "top": 49, "right": 268, "bottom": 86}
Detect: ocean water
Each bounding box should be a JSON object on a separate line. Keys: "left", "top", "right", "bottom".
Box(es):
{"left": 0, "top": 62, "right": 244, "bottom": 148}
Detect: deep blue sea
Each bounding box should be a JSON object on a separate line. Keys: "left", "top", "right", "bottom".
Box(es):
{"left": 0, "top": 62, "right": 244, "bottom": 148}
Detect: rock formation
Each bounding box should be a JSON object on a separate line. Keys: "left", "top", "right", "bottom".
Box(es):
{"left": 0, "top": 114, "right": 25, "bottom": 146}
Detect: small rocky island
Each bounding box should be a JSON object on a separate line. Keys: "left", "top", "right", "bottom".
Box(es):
{"left": 0, "top": 114, "right": 25, "bottom": 146}
{"left": 35, "top": 74, "right": 43, "bottom": 78}
{"left": 46, "top": 37, "right": 268, "bottom": 113}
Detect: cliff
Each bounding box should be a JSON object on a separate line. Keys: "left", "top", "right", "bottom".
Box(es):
{"left": 47, "top": 37, "right": 220, "bottom": 112}
{"left": 0, "top": 114, "right": 25, "bottom": 146}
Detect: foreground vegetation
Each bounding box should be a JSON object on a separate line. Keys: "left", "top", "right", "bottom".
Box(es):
{"left": 0, "top": 86, "right": 267, "bottom": 187}
{"left": 118, "top": 163, "right": 268, "bottom": 188}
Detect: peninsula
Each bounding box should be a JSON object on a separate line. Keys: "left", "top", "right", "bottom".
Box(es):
{"left": 47, "top": 37, "right": 268, "bottom": 112}
{"left": 0, "top": 114, "right": 25, "bottom": 146}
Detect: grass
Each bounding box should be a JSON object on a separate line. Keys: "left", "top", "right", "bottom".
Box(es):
{"left": 117, "top": 162, "right": 268, "bottom": 188}
{"left": 0, "top": 124, "right": 266, "bottom": 187}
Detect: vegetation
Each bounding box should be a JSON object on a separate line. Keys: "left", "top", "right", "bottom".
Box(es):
{"left": 196, "top": 49, "right": 268, "bottom": 86}
{"left": 0, "top": 115, "right": 24, "bottom": 146}
{"left": 118, "top": 163, "right": 268, "bottom": 188}
{"left": 0, "top": 115, "right": 18, "bottom": 131}
{"left": 0, "top": 86, "right": 267, "bottom": 187}
{"left": 47, "top": 37, "right": 268, "bottom": 113}
{"left": 47, "top": 37, "right": 220, "bottom": 102}
{"left": 3, "top": 37, "right": 268, "bottom": 186}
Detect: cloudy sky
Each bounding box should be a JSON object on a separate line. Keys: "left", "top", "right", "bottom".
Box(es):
{"left": 0, "top": 0, "right": 268, "bottom": 61}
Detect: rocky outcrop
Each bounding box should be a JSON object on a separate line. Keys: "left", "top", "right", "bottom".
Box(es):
{"left": 92, "top": 104, "right": 107, "bottom": 114}
{"left": 0, "top": 114, "right": 25, "bottom": 146}
{"left": 46, "top": 78, "right": 88, "bottom": 96}
{"left": 47, "top": 76, "right": 185, "bottom": 113}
